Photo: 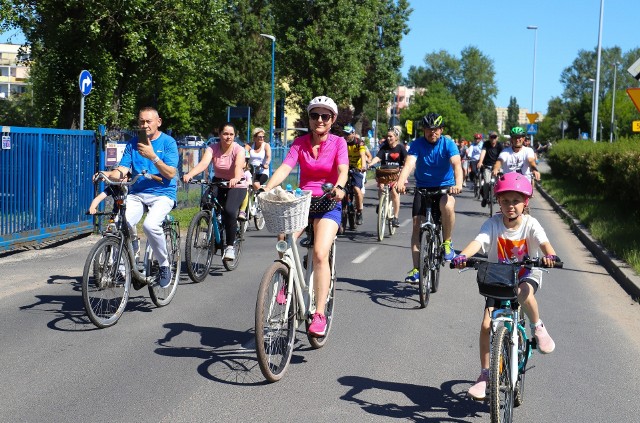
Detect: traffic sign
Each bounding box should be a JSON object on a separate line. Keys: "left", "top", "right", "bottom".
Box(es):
{"left": 79, "top": 70, "right": 93, "bottom": 96}
{"left": 526, "top": 123, "right": 538, "bottom": 134}
{"left": 526, "top": 113, "right": 539, "bottom": 124}
{"left": 632, "top": 121, "right": 640, "bottom": 132}
{"left": 627, "top": 88, "right": 640, "bottom": 113}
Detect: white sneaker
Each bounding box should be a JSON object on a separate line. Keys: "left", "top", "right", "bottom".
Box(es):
{"left": 223, "top": 246, "right": 235, "bottom": 261}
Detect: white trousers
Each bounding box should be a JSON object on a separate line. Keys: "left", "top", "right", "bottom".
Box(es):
{"left": 125, "top": 193, "right": 174, "bottom": 267}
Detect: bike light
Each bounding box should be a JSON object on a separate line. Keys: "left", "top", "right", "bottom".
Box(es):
{"left": 276, "top": 240, "right": 288, "bottom": 253}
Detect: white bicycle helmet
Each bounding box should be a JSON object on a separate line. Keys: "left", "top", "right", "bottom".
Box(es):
{"left": 306, "top": 96, "right": 338, "bottom": 115}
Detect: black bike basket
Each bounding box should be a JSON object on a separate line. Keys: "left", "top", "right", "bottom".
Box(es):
{"left": 476, "top": 262, "right": 518, "bottom": 300}
{"left": 309, "top": 196, "right": 337, "bottom": 214}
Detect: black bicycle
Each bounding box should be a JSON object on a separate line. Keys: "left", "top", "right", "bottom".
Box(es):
{"left": 184, "top": 179, "right": 244, "bottom": 283}
{"left": 82, "top": 172, "right": 181, "bottom": 328}
{"left": 340, "top": 168, "right": 358, "bottom": 234}
{"left": 414, "top": 187, "right": 448, "bottom": 308}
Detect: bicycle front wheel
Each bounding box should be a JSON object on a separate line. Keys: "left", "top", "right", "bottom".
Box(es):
{"left": 431, "top": 227, "right": 443, "bottom": 293}
{"left": 377, "top": 195, "right": 386, "bottom": 242}
{"left": 490, "top": 325, "right": 515, "bottom": 423}
{"left": 489, "top": 184, "right": 495, "bottom": 217}
{"left": 387, "top": 198, "right": 396, "bottom": 236}
{"left": 308, "top": 241, "right": 337, "bottom": 348}
{"left": 185, "top": 210, "right": 214, "bottom": 283}
{"left": 149, "top": 223, "right": 180, "bottom": 307}
{"left": 82, "top": 237, "right": 131, "bottom": 328}
{"left": 255, "top": 262, "right": 297, "bottom": 382}
{"left": 418, "top": 228, "right": 432, "bottom": 308}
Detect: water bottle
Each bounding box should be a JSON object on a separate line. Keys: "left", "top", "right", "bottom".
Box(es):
{"left": 294, "top": 187, "right": 303, "bottom": 197}
{"left": 286, "top": 183, "right": 293, "bottom": 193}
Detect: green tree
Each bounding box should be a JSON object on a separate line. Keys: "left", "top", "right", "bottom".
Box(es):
{"left": 505, "top": 96, "right": 520, "bottom": 134}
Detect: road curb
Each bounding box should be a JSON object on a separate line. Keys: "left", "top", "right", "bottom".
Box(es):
{"left": 536, "top": 183, "right": 640, "bottom": 300}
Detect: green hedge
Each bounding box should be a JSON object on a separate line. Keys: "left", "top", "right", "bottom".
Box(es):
{"left": 547, "top": 138, "right": 640, "bottom": 207}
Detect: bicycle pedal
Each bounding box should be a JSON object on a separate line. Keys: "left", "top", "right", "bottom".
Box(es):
{"left": 529, "top": 338, "right": 538, "bottom": 350}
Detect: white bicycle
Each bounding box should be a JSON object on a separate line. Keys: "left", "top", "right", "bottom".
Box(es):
{"left": 254, "top": 184, "right": 337, "bottom": 382}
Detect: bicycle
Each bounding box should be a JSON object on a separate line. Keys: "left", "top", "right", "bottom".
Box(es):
{"left": 82, "top": 172, "right": 181, "bottom": 328}
{"left": 241, "top": 164, "right": 266, "bottom": 232}
{"left": 412, "top": 187, "right": 448, "bottom": 308}
{"left": 470, "top": 161, "right": 481, "bottom": 199}
{"left": 340, "top": 168, "right": 358, "bottom": 233}
{"left": 481, "top": 166, "right": 498, "bottom": 217}
{"left": 184, "top": 178, "right": 244, "bottom": 283}
{"left": 375, "top": 166, "right": 400, "bottom": 242}
{"left": 254, "top": 184, "right": 337, "bottom": 382}
{"left": 452, "top": 256, "right": 563, "bottom": 423}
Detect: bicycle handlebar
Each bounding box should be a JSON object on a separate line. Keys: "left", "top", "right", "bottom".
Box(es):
{"left": 449, "top": 256, "right": 564, "bottom": 269}
{"left": 94, "top": 170, "right": 163, "bottom": 185}
{"left": 188, "top": 178, "right": 245, "bottom": 187}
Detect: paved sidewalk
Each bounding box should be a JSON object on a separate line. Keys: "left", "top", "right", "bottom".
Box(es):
{"left": 537, "top": 161, "right": 640, "bottom": 299}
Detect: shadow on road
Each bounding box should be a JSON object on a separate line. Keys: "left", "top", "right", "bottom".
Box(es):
{"left": 338, "top": 375, "right": 485, "bottom": 422}
{"left": 339, "top": 277, "right": 422, "bottom": 310}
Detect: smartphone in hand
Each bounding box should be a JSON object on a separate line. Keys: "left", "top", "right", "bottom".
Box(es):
{"left": 138, "top": 128, "right": 149, "bottom": 145}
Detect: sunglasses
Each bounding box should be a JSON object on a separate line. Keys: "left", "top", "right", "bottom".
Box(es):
{"left": 309, "top": 112, "right": 333, "bottom": 122}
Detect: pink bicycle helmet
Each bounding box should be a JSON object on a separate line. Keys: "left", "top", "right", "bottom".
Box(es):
{"left": 494, "top": 172, "right": 533, "bottom": 197}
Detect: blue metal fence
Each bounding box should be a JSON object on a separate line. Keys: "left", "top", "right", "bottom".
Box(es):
{"left": 0, "top": 127, "right": 96, "bottom": 252}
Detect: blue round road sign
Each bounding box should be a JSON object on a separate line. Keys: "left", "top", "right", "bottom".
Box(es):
{"left": 79, "top": 70, "right": 93, "bottom": 96}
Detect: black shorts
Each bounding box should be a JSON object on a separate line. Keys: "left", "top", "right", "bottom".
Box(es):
{"left": 411, "top": 188, "right": 450, "bottom": 222}
{"left": 254, "top": 173, "right": 268, "bottom": 185}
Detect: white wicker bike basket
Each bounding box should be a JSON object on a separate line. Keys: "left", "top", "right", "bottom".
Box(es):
{"left": 258, "top": 190, "right": 312, "bottom": 234}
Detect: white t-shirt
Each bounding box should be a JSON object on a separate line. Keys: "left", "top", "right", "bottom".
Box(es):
{"left": 475, "top": 214, "right": 549, "bottom": 262}
{"left": 498, "top": 146, "right": 535, "bottom": 177}
{"left": 469, "top": 142, "right": 482, "bottom": 161}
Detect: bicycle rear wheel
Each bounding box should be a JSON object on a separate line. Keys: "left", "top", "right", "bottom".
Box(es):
{"left": 308, "top": 241, "right": 337, "bottom": 348}
{"left": 149, "top": 222, "right": 180, "bottom": 307}
{"left": 377, "top": 195, "right": 386, "bottom": 242}
{"left": 223, "top": 221, "right": 243, "bottom": 271}
{"left": 418, "top": 228, "right": 432, "bottom": 308}
{"left": 490, "top": 325, "right": 515, "bottom": 423}
{"left": 514, "top": 323, "right": 528, "bottom": 407}
{"left": 82, "top": 237, "right": 131, "bottom": 328}
{"left": 185, "top": 210, "right": 215, "bottom": 283}
{"left": 255, "top": 262, "right": 297, "bottom": 382}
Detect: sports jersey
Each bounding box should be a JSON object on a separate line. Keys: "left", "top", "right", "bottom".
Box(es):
{"left": 119, "top": 132, "right": 179, "bottom": 201}
{"left": 408, "top": 135, "right": 459, "bottom": 187}
{"left": 283, "top": 133, "right": 348, "bottom": 196}
{"left": 475, "top": 214, "right": 549, "bottom": 263}
{"left": 347, "top": 141, "right": 366, "bottom": 169}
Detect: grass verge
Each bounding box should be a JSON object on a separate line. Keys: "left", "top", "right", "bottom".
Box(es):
{"left": 540, "top": 174, "right": 640, "bottom": 275}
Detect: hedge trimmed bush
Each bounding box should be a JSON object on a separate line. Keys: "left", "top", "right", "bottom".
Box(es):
{"left": 547, "top": 138, "right": 640, "bottom": 207}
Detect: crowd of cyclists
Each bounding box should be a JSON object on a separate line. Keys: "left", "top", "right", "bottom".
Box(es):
{"left": 91, "top": 99, "right": 558, "bottom": 399}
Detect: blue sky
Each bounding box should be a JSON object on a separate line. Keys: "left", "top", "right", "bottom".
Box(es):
{"left": 400, "top": 0, "right": 640, "bottom": 114}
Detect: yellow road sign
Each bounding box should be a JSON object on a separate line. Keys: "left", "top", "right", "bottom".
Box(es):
{"left": 405, "top": 120, "right": 413, "bottom": 134}
{"left": 632, "top": 121, "right": 640, "bottom": 132}
{"left": 627, "top": 88, "right": 640, "bottom": 113}
{"left": 526, "top": 113, "right": 538, "bottom": 124}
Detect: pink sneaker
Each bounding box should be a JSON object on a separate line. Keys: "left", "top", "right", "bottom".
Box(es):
{"left": 308, "top": 313, "right": 327, "bottom": 337}
{"left": 468, "top": 370, "right": 489, "bottom": 401}
{"left": 535, "top": 323, "right": 555, "bottom": 354}
{"left": 276, "top": 284, "right": 287, "bottom": 305}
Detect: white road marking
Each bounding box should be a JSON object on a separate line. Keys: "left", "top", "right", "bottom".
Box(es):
{"left": 400, "top": 219, "right": 412, "bottom": 227}
{"left": 353, "top": 247, "right": 377, "bottom": 264}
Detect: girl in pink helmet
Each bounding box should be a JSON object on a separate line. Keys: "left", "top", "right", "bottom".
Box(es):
{"left": 451, "top": 172, "right": 560, "bottom": 401}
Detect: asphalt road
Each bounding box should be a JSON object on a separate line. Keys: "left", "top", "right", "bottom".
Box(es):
{"left": 1, "top": 180, "right": 639, "bottom": 422}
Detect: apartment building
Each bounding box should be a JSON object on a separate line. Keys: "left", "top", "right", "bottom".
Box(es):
{"left": 0, "top": 43, "right": 29, "bottom": 99}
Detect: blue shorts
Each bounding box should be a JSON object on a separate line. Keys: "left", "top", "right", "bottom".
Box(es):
{"left": 309, "top": 201, "right": 342, "bottom": 227}
{"left": 351, "top": 171, "right": 364, "bottom": 189}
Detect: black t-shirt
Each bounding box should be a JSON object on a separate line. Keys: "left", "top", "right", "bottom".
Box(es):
{"left": 481, "top": 141, "right": 503, "bottom": 167}
{"left": 376, "top": 143, "right": 407, "bottom": 167}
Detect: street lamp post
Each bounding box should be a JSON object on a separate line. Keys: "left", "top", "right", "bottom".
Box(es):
{"left": 527, "top": 25, "right": 538, "bottom": 144}
{"left": 592, "top": 0, "right": 605, "bottom": 142}
{"left": 589, "top": 78, "right": 596, "bottom": 139}
{"left": 610, "top": 61, "right": 620, "bottom": 143}
{"left": 260, "top": 34, "right": 276, "bottom": 145}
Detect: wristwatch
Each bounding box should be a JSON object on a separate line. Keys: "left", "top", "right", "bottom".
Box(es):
{"left": 152, "top": 156, "right": 160, "bottom": 164}
{"left": 335, "top": 185, "right": 346, "bottom": 192}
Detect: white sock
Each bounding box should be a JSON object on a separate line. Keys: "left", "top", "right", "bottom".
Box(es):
{"left": 533, "top": 320, "right": 543, "bottom": 328}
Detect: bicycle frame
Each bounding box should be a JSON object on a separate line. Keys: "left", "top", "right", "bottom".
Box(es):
{"left": 490, "top": 301, "right": 525, "bottom": 391}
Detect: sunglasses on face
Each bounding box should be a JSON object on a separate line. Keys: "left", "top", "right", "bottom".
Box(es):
{"left": 309, "top": 112, "right": 333, "bottom": 122}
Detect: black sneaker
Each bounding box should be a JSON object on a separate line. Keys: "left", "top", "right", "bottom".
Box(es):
{"left": 356, "top": 211, "right": 363, "bottom": 225}
{"left": 392, "top": 217, "right": 400, "bottom": 227}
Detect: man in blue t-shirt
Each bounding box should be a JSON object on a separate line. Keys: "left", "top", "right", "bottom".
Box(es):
{"left": 99, "top": 107, "right": 179, "bottom": 288}
{"left": 397, "top": 112, "right": 463, "bottom": 283}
